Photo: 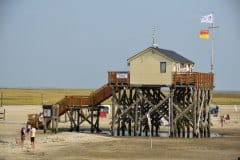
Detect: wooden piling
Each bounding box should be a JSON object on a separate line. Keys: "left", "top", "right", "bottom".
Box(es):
{"left": 77, "top": 109, "right": 80, "bottom": 132}
{"left": 193, "top": 88, "right": 197, "bottom": 137}
{"left": 170, "top": 88, "right": 174, "bottom": 137}
{"left": 90, "top": 107, "right": 94, "bottom": 133}
{"left": 111, "top": 86, "right": 116, "bottom": 136}
{"left": 128, "top": 121, "right": 131, "bottom": 136}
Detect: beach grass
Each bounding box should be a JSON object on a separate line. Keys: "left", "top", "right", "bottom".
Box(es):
{"left": 0, "top": 89, "right": 92, "bottom": 105}
{"left": 0, "top": 88, "right": 240, "bottom": 105}
{"left": 212, "top": 92, "right": 240, "bottom": 105}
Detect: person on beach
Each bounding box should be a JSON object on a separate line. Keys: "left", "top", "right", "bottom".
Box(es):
{"left": 30, "top": 126, "right": 36, "bottom": 149}
{"left": 26, "top": 124, "right": 31, "bottom": 139}
{"left": 20, "top": 127, "right": 26, "bottom": 147}
{"left": 220, "top": 116, "right": 225, "bottom": 127}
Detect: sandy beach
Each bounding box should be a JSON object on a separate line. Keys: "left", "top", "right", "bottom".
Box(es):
{"left": 0, "top": 105, "right": 240, "bottom": 160}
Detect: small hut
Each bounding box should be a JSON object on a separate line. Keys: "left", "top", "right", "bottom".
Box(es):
{"left": 127, "top": 47, "right": 194, "bottom": 86}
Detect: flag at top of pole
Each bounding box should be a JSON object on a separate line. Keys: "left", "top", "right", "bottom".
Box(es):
{"left": 199, "top": 30, "right": 209, "bottom": 39}
{"left": 201, "top": 13, "right": 214, "bottom": 24}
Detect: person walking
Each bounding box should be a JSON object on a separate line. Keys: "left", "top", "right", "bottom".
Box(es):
{"left": 26, "top": 124, "right": 31, "bottom": 139}
{"left": 220, "top": 116, "right": 225, "bottom": 127}
{"left": 20, "top": 127, "right": 26, "bottom": 148}
{"left": 30, "top": 126, "right": 36, "bottom": 149}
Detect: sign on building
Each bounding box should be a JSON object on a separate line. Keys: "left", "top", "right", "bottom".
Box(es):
{"left": 116, "top": 73, "right": 128, "bottom": 79}
{"left": 43, "top": 105, "right": 52, "bottom": 118}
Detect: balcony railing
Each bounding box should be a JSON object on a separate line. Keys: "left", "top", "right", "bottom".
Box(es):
{"left": 172, "top": 72, "right": 214, "bottom": 88}
{"left": 108, "top": 71, "right": 130, "bottom": 85}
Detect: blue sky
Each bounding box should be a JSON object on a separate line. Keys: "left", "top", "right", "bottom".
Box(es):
{"left": 0, "top": 0, "right": 239, "bottom": 91}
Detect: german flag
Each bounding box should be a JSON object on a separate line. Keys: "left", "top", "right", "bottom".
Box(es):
{"left": 199, "top": 30, "right": 209, "bottom": 39}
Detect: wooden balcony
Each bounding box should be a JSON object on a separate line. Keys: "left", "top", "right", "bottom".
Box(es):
{"left": 172, "top": 72, "right": 214, "bottom": 88}
{"left": 108, "top": 71, "right": 130, "bottom": 85}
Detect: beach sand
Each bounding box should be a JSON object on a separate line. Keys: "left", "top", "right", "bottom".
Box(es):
{"left": 0, "top": 105, "right": 240, "bottom": 160}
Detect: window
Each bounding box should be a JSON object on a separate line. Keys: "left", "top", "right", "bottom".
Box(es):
{"left": 160, "top": 62, "right": 166, "bottom": 73}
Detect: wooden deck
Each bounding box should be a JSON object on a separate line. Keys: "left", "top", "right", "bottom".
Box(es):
{"left": 108, "top": 71, "right": 214, "bottom": 88}
{"left": 108, "top": 71, "right": 130, "bottom": 85}
{"left": 172, "top": 72, "right": 214, "bottom": 88}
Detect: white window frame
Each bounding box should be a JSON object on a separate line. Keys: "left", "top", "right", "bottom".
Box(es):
{"left": 160, "top": 62, "right": 166, "bottom": 73}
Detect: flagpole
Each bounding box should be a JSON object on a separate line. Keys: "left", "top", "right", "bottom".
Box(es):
{"left": 201, "top": 12, "right": 218, "bottom": 73}
{"left": 208, "top": 12, "right": 219, "bottom": 73}
{"left": 210, "top": 13, "right": 214, "bottom": 73}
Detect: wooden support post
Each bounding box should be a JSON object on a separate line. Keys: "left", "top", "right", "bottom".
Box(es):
{"left": 55, "top": 105, "right": 59, "bottom": 133}
{"left": 43, "top": 118, "right": 47, "bottom": 133}
{"left": 207, "top": 109, "right": 211, "bottom": 137}
{"left": 174, "top": 124, "right": 177, "bottom": 137}
{"left": 80, "top": 109, "right": 83, "bottom": 125}
{"left": 90, "top": 107, "right": 94, "bottom": 133}
{"left": 134, "top": 89, "right": 139, "bottom": 136}
{"left": 121, "top": 121, "right": 125, "bottom": 136}
{"left": 145, "top": 126, "right": 148, "bottom": 137}
{"left": 134, "top": 104, "right": 138, "bottom": 136}
{"left": 177, "top": 124, "right": 181, "bottom": 137}
{"left": 182, "top": 125, "right": 185, "bottom": 138}
{"left": 51, "top": 105, "right": 57, "bottom": 133}
{"left": 65, "top": 112, "right": 67, "bottom": 122}
{"left": 96, "top": 108, "right": 100, "bottom": 132}
{"left": 70, "top": 110, "right": 73, "bottom": 132}
{"left": 204, "top": 127, "right": 207, "bottom": 138}
{"left": 51, "top": 118, "right": 54, "bottom": 133}
{"left": 128, "top": 121, "right": 131, "bottom": 136}
{"left": 193, "top": 88, "right": 197, "bottom": 137}
{"left": 204, "top": 90, "right": 207, "bottom": 138}
{"left": 117, "top": 119, "right": 120, "bottom": 136}
{"left": 139, "top": 105, "right": 142, "bottom": 136}
{"left": 170, "top": 88, "right": 174, "bottom": 137}
{"left": 187, "top": 125, "right": 190, "bottom": 138}
{"left": 138, "top": 101, "right": 142, "bottom": 136}
{"left": 111, "top": 87, "right": 116, "bottom": 136}
{"left": 74, "top": 109, "right": 77, "bottom": 124}
{"left": 51, "top": 106, "right": 55, "bottom": 133}
{"left": 155, "top": 125, "right": 159, "bottom": 136}
{"left": 199, "top": 89, "right": 203, "bottom": 138}
{"left": 207, "top": 89, "right": 211, "bottom": 137}
{"left": 77, "top": 109, "right": 80, "bottom": 132}
{"left": 200, "top": 126, "right": 203, "bottom": 138}
{"left": 151, "top": 124, "right": 154, "bottom": 136}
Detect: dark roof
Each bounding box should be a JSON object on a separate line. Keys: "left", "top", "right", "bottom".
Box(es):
{"left": 128, "top": 47, "right": 194, "bottom": 64}
{"left": 151, "top": 47, "right": 194, "bottom": 64}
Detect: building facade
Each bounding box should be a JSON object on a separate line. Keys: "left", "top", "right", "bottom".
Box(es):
{"left": 127, "top": 47, "right": 194, "bottom": 86}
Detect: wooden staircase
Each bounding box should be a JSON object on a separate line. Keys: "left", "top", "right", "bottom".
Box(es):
{"left": 28, "top": 84, "right": 113, "bottom": 128}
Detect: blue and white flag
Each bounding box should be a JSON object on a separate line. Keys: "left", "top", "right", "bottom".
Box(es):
{"left": 201, "top": 13, "right": 214, "bottom": 24}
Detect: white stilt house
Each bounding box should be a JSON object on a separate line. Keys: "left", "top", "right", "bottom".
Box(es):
{"left": 127, "top": 46, "right": 194, "bottom": 86}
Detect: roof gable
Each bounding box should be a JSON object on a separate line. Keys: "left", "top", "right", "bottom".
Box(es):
{"left": 128, "top": 47, "right": 194, "bottom": 64}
